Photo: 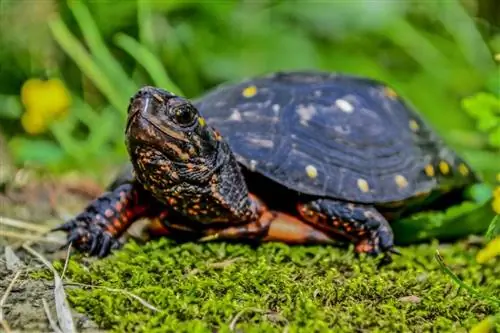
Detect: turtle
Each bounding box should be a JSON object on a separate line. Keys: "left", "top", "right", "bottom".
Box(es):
{"left": 52, "top": 71, "right": 480, "bottom": 259}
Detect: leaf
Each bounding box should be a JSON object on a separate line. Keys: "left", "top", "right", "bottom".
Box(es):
{"left": 488, "top": 127, "right": 500, "bottom": 148}
{"left": 392, "top": 188, "right": 496, "bottom": 245}
{"left": 0, "top": 94, "right": 22, "bottom": 119}
{"left": 8, "top": 137, "right": 65, "bottom": 166}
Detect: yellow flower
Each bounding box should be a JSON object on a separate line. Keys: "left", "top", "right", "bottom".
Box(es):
{"left": 493, "top": 186, "right": 500, "bottom": 215}
{"left": 470, "top": 315, "right": 495, "bottom": 333}
{"left": 493, "top": 198, "right": 500, "bottom": 215}
{"left": 476, "top": 235, "right": 500, "bottom": 263}
{"left": 21, "top": 108, "right": 48, "bottom": 135}
{"left": 20, "top": 77, "right": 71, "bottom": 134}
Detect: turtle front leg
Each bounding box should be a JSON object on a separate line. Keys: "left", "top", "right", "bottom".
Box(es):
{"left": 297, "top": 199, "right": 396, "bottom": 256}
{"left": 52, "top": 183, "right": 167, "bottom": 257}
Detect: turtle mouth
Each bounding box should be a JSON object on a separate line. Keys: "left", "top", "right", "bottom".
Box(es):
{"left": 126, "top": 95, "right": 191, "bottom": 143}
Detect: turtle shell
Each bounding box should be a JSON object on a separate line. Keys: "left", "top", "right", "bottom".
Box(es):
{"left": 194, "top": 71, "right": 479, "bottom": 204}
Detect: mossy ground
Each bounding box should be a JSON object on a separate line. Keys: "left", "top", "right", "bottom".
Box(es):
{"left": 43, "top": 237, "right": 499, "bottom": 333}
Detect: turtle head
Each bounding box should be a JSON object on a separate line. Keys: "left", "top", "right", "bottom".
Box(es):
{"left": 125, "top": 86, "right": 255, "bottom": 222}
{"left": 126, "top": 86, "right": 220, "bottom": 164}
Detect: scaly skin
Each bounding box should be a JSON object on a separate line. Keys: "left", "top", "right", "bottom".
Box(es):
{"left": 54, "top": 85, "right": 397, "bottom": 259}
{"left": 297, "top": 199, "right": 396, "bottom": 255}
{"left": 53, "top": 183, "right": 167, "bottom": 257}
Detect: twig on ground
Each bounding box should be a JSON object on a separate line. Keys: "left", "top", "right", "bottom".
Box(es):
{"left": 187, "top": 258, "right": 244, "bottom": 276}
{"left": 22, "top": 244, "right": 76, "bottom": 333}
{"left": 229, "top": 307, "right": 289, "bottom": 333}
{"left": 61, "top": 243, "right": 72, "bottom": 280}
{"left": 42, "top": 298, "right": 63, "bottom": 333}
{"left": 0, "top": 230, "right": 65, "bottom": 245}
{"left": 0, "top": 270, "right": 21, "bottom": 331}
{"left": 0, "top": 216, "right": 50, "bottom": 233}
{"left": 0, "top": 319, "right": 12, "bottom": 333}
{"left": 64, "top": 282, "right": 161, "bottom": 313}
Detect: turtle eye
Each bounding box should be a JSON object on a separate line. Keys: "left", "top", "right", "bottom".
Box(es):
{"left": 172, "top": 104, "right": 196, "bottom": 126}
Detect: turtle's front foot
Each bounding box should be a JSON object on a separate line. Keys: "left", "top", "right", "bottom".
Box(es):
{"left": 52, "top": 183, "right": 156, "bottom": 257}
{"left": 53, "top": 216, "right": 122, "bottom": 257}
{"left": 297, "top": 199, "right": 397, "bottom": 258}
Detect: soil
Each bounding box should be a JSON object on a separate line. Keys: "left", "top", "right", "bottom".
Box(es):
{"left": 0, "top": 171, "right": 107, "bottom": 332}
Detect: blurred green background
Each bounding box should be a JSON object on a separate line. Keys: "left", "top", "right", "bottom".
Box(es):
{"left": 0, "top": 0, "right": 499, "bottom": 183}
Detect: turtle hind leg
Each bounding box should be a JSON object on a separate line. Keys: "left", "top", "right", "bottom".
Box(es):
{"left": 199, "top": 211, "right": 338, "bottom": 245}
{"left": 297, "top": 199, "right": 396, "bottom": 256}
{"left": 198, "top": 193, "right": 338, "bottom": 245}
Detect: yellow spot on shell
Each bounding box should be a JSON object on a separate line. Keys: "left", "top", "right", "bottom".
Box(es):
{"left": 357, "top": 178, "right": 369, "bottom": 193}
{"left": 409, "top": 119, "right": 419, "bottom": 132}
{"left": 394, "top": 174, "right": 408, "bottom": 188}
{"left": 242, "top": 85, "right": 257, "bottom": 98}
{"left": 439, "top": 161, "right": 450, "bottom": 175}
{"left": 458, "top": 163, "right": 469, "bottom": 176}
{"left": 424, "top": 164, "right": 435, "bottom": 177}
{"left": 305, "top": 165, "right": 318, "bottom": 179}
{"left": 198, "top": 117, "right": 206, "bottom": 127}
{"left": 383, "top": 87, "right": 398, "bottom": 99}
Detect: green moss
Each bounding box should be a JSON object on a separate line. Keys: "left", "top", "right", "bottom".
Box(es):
{"left": 46, "top": 237, "right": 500, "bottom": 332}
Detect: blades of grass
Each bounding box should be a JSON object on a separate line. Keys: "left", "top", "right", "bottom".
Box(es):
{"left": 137, "top": 0, "right": 155, "bottom": 51}
{"left": 49, "top": 117, "right": 87, "bottom": 164}
{"left": 48, "top": 17, "right": 127, "bottom": 114}
{"left": 68, "top": 1, "right": 137, "bottom": 96}
{"left": 436, "top": 0, "right": 495, "bottom": 75}
{"left": 485, "top": 215, "right": 500, "bottom": 242}
{"left": 86, "top": 107, "right": 123, "bottom": 155}
{"left": 69, "top": 98, "right": 100, "bottom": 128}
{"left": 435, "top": 250, "right": 500, "bottom": 306}
{"left": 383, "top": 18, "right": 452, "bottom": 83}
{"left": 114, "top": 33, "right": 183, "bottom": 95}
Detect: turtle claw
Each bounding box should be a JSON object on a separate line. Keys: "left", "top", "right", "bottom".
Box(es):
{"left": 51, "top": 220, "right": 76, "bottom": 233}
{"left": 98, "top": 234, "right": 114, "bottom": 258}
{"left": 52, "top": 216, "right": 121, "bottom": 257}
{"left": 89, "top": 234, "right": 101, "bottom": 255}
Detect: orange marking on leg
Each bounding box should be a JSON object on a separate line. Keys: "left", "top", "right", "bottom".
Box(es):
{"left": 106, "top": 225, "right": 117, "bottom": 234}
{"left": 355, "top": 238, "right": 374, "bottom": 254}
{"left": 262, "top": 212, "right": 335, "bottom": 245}
{"left": 297, "top": 203, "right": 355, "bottom": 242}
{"left": 113, "top": 218, "right": 123, "bottom": 229}
{"left": 147, "top": 218, "right": 173, "bottom": 237}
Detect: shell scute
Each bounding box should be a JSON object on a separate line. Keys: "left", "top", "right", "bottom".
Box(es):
{"left": 195, "top": 71, "right": 478, "bottom": 204}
